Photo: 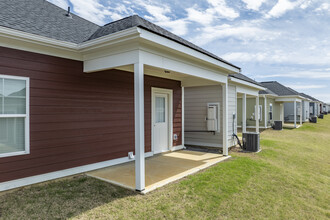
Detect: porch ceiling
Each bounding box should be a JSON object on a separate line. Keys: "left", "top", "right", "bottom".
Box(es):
{"left": 87, "top": 150, "right": 230, "bottom": 194}
{"left": 116, "top": 64, "right": 224, "bottom": 87}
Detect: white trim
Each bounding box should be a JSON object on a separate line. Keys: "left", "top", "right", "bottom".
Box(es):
{"left": 242, "top": 93, "right": 247, "bottom": 133}
{"left": 229, "top": 77, "right": 265, "bottom": 90}
{"left": 181, "top": 87, "right": 185, "bottom": 147}
{"left": 222, "top": 83, "right": 228, "bottom": 155}
{"left": 138, "top": 28, "right": 240, "bottom": 73}
{"left": 0, "top": 152, "right": 154, "bottom": 192}
{"left": 0, "top": 75, "right": 30, "bottom": 158}
{"left": 151, "top": 87, "right": 173, "bottom": 153}
{"left": 134, "top": 62, "right": 145, "bottom": 191}
{"left": 264, "top": 96, "right": 267, "bottom": 128}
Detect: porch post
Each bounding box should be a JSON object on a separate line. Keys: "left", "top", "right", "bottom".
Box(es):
{"left": 294, "top": 101, "right": 297, "bottom": 128}
{"left": 181, "top": 86, "right": 185, "bottom": 147}
{"left": 256, "top": 96, "right": 259, "bottom": 133}
{"left": 300, "top": 102, "right": 303, "bottom": 125}
{"left": 264, "top": 96, "right": 267, "bottom": 128}
{"left": 242, "top": 93, "right": 247, "bottom": 133}
{"left": 134, "top": 62, "right": 145, "bottom": 192}
{"left": 222, "top": 83, "right": 228, "bottom": 156}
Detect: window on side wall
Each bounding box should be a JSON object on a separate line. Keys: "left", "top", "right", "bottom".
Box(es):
{"left": 269, "top": 103, "right": 273, "bottom": 120}
{"left": 0, "top": 75, "right": 29, "bottom": 158}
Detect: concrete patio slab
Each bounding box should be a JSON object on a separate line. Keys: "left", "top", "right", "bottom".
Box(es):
{"left": 87, "top": 150, "right": 230, "bottom": 194}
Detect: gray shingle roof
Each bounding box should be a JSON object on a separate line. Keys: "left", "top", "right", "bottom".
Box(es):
{"left": 300, "top": 93, "right": 320, "bottom": 102}
{"left": 0, "top": 0, "right": 100, "bottom": 43}
{"left": 260, "top": 81, "right": 301, "bottom": 96}
{"left": 88, "top": 15, "right": 240, "bottom": 70}
{"left": 229, "top": 73, "right": 263, "bottom": 87}
{"left": 259, "top": 88, "right": 277, "bottom": 96}
{"left": 0, "top": 2, "right": 240, "bottom": 70}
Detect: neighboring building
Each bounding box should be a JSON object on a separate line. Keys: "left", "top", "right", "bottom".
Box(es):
{"left": 260, "top": 81, "right": 304, "bottom": 128}
{"left": 0, "top": 0, "right": 242, "bottom": 192}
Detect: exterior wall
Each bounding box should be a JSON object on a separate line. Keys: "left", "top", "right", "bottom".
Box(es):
{"left": 273, "top": 102, "right": 281, "bottom": 121}
{"left": 309, "top": 102, "right": 315, "bottom": 116}
{"left": 228, "top": 84, "right": 236, "bottom": 146}
{"left": 245, "top": 97, "right": 262, "bottom": 127}
{"left": 284, "top": 102, "right": 301, "bottom": 122}
{"left": 237, "top": 98, "right": 242, "bottom": 127}
{"left": 184, "top": 85, "right": 223, "bottom": 147}
{"left": 302, "top": 100, "right": 310, "bottom": 121}
{"left": 0, "top": 46, "right": 182, "bottom": 183}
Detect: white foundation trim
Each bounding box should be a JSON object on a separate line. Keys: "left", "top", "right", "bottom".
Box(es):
{"left": 0, "top": 152, "right": 153, "bottom": 192}
{"left": 184, "top": 141, "right": 223, "bottom": 148}
{"left": 171, "top": 145, "right": 185, "bottom": 151}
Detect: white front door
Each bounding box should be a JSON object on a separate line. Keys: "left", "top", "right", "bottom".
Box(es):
{"left": 153, "top": 93, "right": 169, "bottom": 154}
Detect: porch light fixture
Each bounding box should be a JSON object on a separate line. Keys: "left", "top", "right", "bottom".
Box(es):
{"left": 164, "top": 70, "right": 171, "bottom": 74}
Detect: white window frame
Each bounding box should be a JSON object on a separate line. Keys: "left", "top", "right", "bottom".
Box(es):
{"left": 0, "top": 74, "right": 30, "bottom": 158}
{"left": 269, "top": 103, "right": 273, "bottom": 120}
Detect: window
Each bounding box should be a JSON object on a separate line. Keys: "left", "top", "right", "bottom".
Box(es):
{"left": 0, "top": 75, "right": 29, "bottom": 157}
{"left": 269, "top": 103, "right": 273, "bottom": 120}
{"left": 155, "top": 96, "right": 166, "bottom": 123}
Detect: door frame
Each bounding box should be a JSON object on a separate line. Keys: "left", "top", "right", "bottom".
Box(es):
{"left": 151, "top": 87, "right": 173, "bottom": 154}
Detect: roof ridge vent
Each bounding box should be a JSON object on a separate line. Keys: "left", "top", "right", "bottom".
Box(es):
{"left": 66, "top": 6, "right": 72, "bottom": 18}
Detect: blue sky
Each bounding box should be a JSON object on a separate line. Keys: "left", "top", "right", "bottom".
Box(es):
{"left": 49, "top": 0, "right": 330, "bottom": 103}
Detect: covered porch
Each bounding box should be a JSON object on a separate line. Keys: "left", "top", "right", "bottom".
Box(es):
{"left": 87, "top": 150, "right": 229, "bottom": 194}
{"left": 83, "top": 31, "right": 239, "bottom": 192}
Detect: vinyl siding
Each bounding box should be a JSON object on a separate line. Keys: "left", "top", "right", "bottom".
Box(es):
{"left": 228, "top": 84, "right": 236, "bottom": 146}
{"left": 184, "top": 85, "right": 223, "bottom": 147}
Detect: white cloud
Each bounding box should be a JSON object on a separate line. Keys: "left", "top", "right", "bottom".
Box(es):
{"left": 266, "top": 0, "right": 300, "bottom": 18}
{"left": 47, "top": 0, "right": 69, "bottom": 9}
{"left": 192, "top": 24, "right": 279, "bottom": 45}
{"left": 315, "top": 3, "right": 330, "bottom": 12}
{"left": 207, "top": 0, "right": 240, "bottom": 20}
{"left": 69, "top": 0, "right": 110, "bottom": 25}
{"left": 242, "top": 0, "right": 267, "bottom": 11}
{"left": 156, "top": 19, "right": 189, "bottom": 36}
{"left": 186, "top": 0, "right": 239, "bottom": 26}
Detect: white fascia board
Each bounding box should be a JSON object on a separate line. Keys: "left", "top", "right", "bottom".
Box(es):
{"left": 78, "top": 27, "right": 141, "bottom": 52}
{"left": 265, "top": 94, "right": 278, "bottom": 98}
{"left": 138, "top": 27, "right": 240, "bottom": 74}
{"left": 140, "top": 50, "right": 228, "bottom": 84}
{"left": 275, "top": 96, "right": 302, "bottom": 102}
{"left": 84, "top": 50, "right": 140, "bottom": 73}
{"left": 229, "top": 77, "right": 265, "bottom": 90}
{"left": 236, "top": 85, "right": 259, "bottom": 97}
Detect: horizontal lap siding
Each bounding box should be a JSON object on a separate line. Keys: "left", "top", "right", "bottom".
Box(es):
{"left": 184, "top": 85, "right": 223, "bottom": 147}
{"left": 0, "top": 47, "right": 181, "bottom": 183}
{"left": 228, "top": 84, "right": 236, "bottom": 146}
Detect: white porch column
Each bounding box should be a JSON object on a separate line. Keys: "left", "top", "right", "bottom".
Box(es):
{"left": 256, "top": 96, "right": 259, "bottom": 133}
{"left": 134, "top": 62, "right": 145, "bottom": 192}
{"left": 181, "top": 87, "right": 185, "bottom": 147}
{"left": 294, "top": 101, "right": 297, "bottom": 128}
{"left": 222, "top": 83, "right": 228, "bottom": 156}
{"left": 300, "top": 102, "right": 303, "bottom": 125}
{"left": 264, "top": 96, "right": 267, "bottom": 128}
{"left": 242, "top": 93, "right": 247, "bottom": 133}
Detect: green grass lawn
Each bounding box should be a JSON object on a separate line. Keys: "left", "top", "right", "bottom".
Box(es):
{"left": 1, "top": 117, "right": 330, "bottom": 219}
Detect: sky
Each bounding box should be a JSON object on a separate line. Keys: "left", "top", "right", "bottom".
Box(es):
{"left": 48, "top": 0, "right": 330, "bottom": 103}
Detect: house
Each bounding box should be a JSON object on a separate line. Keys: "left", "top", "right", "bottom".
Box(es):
{"left": 259, "top": 81, "right": 304, "bottom": 128}
{"left": 300, "top": 93, "right": 319, "bottom": 118}
{"left": 0, "top": 0, "right": 242, "bottom": 192}
{"left": 239, "top": 88, "right": 281, "bottom": 130}
{"left": 184, "top": 73, "right": 264, "bottom": 149}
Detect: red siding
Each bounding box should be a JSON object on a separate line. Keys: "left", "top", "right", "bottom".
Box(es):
{"left": 0, "top": 47, "right": 182, "bottom": 183}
